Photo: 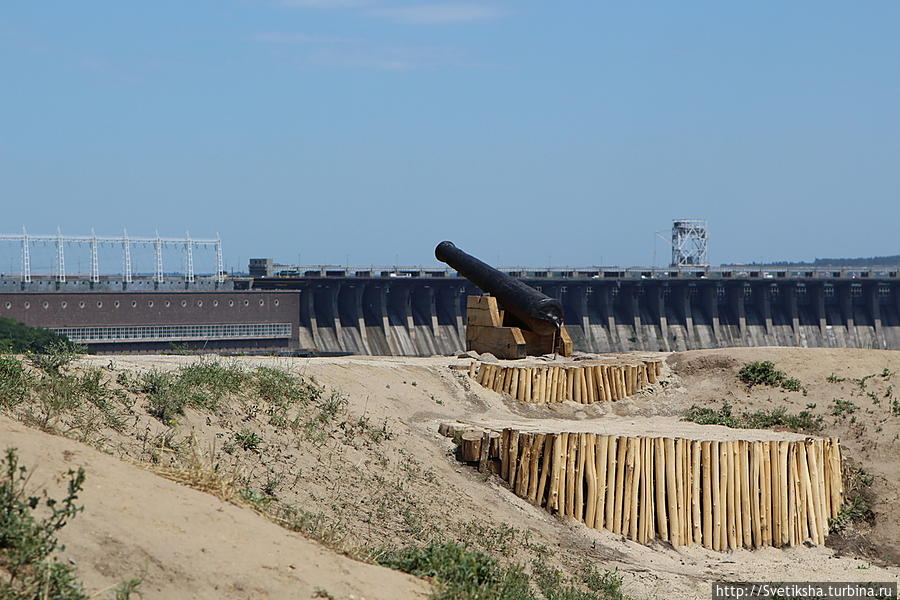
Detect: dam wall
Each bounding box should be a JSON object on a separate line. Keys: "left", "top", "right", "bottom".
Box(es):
{"left": 252, "top": 276, "right": 900, "bottom": 356}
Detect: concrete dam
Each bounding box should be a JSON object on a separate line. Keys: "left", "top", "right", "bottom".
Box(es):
{"left": 247, "top": 270, "right": 900, "bottom": 356}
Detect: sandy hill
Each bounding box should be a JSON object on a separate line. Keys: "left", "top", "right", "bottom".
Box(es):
{"left": 1, "top": 347, "right": 898, "bottom": 599}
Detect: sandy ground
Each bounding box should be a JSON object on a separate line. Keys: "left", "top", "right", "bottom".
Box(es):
{"left": 0, "top": 415, "right": 430, "bottom": 600}
{"left": 2, "top": 347, "right": 899, "bottom": 599}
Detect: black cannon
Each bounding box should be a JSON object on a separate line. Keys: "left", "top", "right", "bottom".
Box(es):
{"left": 435, "top": 240, "right": 566, "bottom": 339}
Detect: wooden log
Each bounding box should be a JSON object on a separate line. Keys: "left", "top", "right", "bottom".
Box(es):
{"left": 750, "top": 442, "right": 762, "bottom": 549}
{"left": 475, "top": 363, "right": 487, "bottom": 385}
{"left": 725, "top": 441, "right": 737, "bottom": 551}
{"left": 654, "top": 438, "right": 669, "bottom": 542}
{"left": 584, "top": 434, "right": 598, "bottom": 528}
{"left": 508, "top": 430, "right": 520, "bottom": 489}
{"left": 478, "top": 430, "right": 491, "bottom": 473}
{"left": 778, "top": 441, "right": 790, "bottom": 547}
{"left": 535, "top": 434, "right": 554, "bottom": 506}
{"left": 731, "top": 440, "right": 744, "bottom": 548}
{"left": 701, "top": 441, "right": 713, "bottom": 549}
{"left": 548, "top": 433, "right": 565, "bottom": 512}
{"left": 516, "top": 434, "right": 532, "bottom": 496}
{"left": 599, "top": 366, "right": 610, "bottom": 401}
{"left": 565, "top": 433, "right": 577, "bottom": 518}
{"left": 806, "top": 440, "right": 825, "bottom": 544}
{"left": 761, "top": 441, "right": 772, "bottom": 546}
{"left": 594, "top": 365, "right": 603, "bottom": 402}
{"left": 509, "top": 368, "right": 519, "bottom": 400}
{"left": 638, "top": 438, "right": 649, "bottom": 543}
{"left": 621, "top": 437, "right": 636, "bottom": 536}
{"left": 500, "top": 429, "right": 511, "bottom": 480}
{"left": 527, "top": 433, "right": 545, "bottom": 502}
{"left": 619, "top": 367, "right": 628, "bottom": 398}
{"left": 586, "top": 366, "right": 597, "bottom": 404}
{"left": 613, "top": 436, "right": 627, "bottom": 534}
{"left": 692, "top": 440, "right": 702, "bottom": 545}
{"left": 596, "top": 435, "right": 610, "bottom": 530}
{"left": 550, "top": 366, "right": 559, "bottom": 402}
{"left": 646, "top": 361, "right": 657, "bottom": 384}
{"left": 544, "top": 367, "right": 553, "bottom": 403}
{"left": 786, "top": 443, "right": 797, "bottom": 546}
{"left": 665, "top": 437, "right": 680, "bottom": 546}
{"left": 674, "top": 438, "right": 686, "bottom": 545}
{"left": 798, "top": 441, "right": 818, "bottom": 544}
{"left": 733, "top": 441, "right": 743, "bottom": 549}
{"left": 460, "top": 431, "right": 483, "bottom": 462}
{"left": 739, "top": 441, "right": 751, "bottom": 547}
{"left": 581, "top": 366, "right": 591, "bottom": 403}
{"left": 556, "top": 366, "right": 566, "bottom": 403}
{"left": 683, "top": 438, "right": 693, "bottom": 544}
{"left": 647, "top": 437, "right": 657, "bottom": 541}
{"left": 827, "top": 438, "right": 842, "bottom": 518}
{"left": 768, "top": 441, "right": 780, "bottom": 546}
{"left": 574, "top": 433, "right": 587, "bottom": 522}
{"left": 573, "top": 367, "right": 583, "bottom": 404}
{"left": 815, "top": 439, "right": 828, "bottom": 541}
{"left": 605, "top": 436, "right": 618, "bottom": 532}
{"left": 565, "top": 368, "right": 574, "bottom": 403}
{"left": 628, "top": 437, "right": 641, "bottom": 540}
{"left": 710, "top": 441, "right": 722, "bottom": 551}
{"left": 794, "top": 443, "right": 809, "bottom": 543}
{"left": 481, "top": 365, "right": 493, "bottom": 389}
{"left": 718, "top": 442, "right": 729, "bottom": 551}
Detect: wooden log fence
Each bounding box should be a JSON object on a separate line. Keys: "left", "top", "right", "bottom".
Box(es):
{"left": 468, "top": 360, "right": 663, "bottom": 403}
{"left": 444, "top": 424, "right": 844, "bottom": 551}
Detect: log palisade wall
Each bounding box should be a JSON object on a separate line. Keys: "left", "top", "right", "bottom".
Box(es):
{"left": 468, "top": 360, "right": 663, "bottom": 403}
{"left": 450, "top": 426, "right": 844, "bottom": 551}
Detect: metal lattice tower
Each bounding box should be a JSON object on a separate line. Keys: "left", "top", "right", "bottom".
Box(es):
{"left": 56, "top": 228, "right": 66, "bottom": 283}
{"left": 0, "top": 229, "right": 224, "bottom": 282}
{"left": 122, "top": 228, "right": 133, "bottom": 284}
{"left": 670, "top": 219, "right": 709, "bottom": 267}
{"left": 21, "top": 227, "right": 31, "bottom": 283}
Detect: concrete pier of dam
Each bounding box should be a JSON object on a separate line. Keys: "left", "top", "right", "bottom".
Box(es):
{"left": 248, "top": 273, "right": 900, "bottom": 356}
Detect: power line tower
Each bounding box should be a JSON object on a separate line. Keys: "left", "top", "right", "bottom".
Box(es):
{"left": 671, "top": 219, "right": 709, "bottom": 267}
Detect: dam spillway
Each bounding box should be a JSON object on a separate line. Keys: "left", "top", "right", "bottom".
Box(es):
{"left": 247, "top": 271, "right": 900, "bottom": 356}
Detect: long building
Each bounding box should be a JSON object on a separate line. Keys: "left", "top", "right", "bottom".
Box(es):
{"left": 2, "top": 266, "right": 900, "bottom": 355}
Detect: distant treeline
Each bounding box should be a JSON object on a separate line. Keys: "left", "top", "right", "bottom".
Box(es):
{"left": 723, "top": 255, "right": 900, "bottom": 268}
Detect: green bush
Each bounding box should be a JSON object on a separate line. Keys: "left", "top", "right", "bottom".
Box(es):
{"left": 829, "top": 462, "right": 875, "bottom": 533}
{"left": 0, "top": 448, "right": 139, "bottom": 600}
{"left": 378, "top": 541, "right": 533, "bottom": 600}
{"left": 377, "top": 541, "right": 630, "bottom": 600}
{"left": 0, "top": 318, "right": 81, "bottom": 355}
{"left": 738, "top": 361, "right": 802, "bottom": 392}
{"left": 0, "top": 356, "right": 30, "bottom": 409}
{"left": 683, "top": 402, "right": 824, "bottom": 434}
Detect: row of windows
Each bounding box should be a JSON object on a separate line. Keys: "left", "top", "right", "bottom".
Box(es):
{"left": 51, "top": 323, "right": 292, "bottom": 343}
{"left": 3, "top": 298, "right": 280, "bottom": 310}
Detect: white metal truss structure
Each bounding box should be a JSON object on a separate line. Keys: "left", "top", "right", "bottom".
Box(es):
{"left": 0, "top": 229, "right": 224, "bottom": 283}
{"left": 670, "top": 219, "right": 709, "bottom": 267}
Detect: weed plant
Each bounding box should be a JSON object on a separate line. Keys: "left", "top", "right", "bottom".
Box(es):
{"left": 0, "top": 448, "right": 139, "bottom": 600}
{"left": 738, "top": 361, "right": 802, "bottom": 392}
{"left": 682, "top": 402, "right": 824, "bottom": 433}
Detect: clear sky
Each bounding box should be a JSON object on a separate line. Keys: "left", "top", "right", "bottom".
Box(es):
{"left": 1, "top": 1, "right": 898, "bottom": 273}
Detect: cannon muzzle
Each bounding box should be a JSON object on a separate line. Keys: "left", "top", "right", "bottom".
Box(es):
{"left": 435, "top": 241, "right": 563, "bottom": 336}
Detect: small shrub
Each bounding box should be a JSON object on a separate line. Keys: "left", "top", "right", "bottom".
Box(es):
{"left": 831, "top": 398, "right": 858, "bottom": 417}
{"left": 26, "top": 340, "right": 84, "bottom": 375}
{"left": 829, "top": 462, "right": 875, "bottom": 533}
{"left": 0, "top": 355, "right": 30, "bottom": 409}
{"left": 683, "top": 402, "right": 824, "bottom": 433}
{"left": 377, "top": 541, "right": 533, "bottom": 600}
{"left": 0, "top": 448, "right": 137, "bottom": 600}
{"left": 234, "top": 429, "right": 262, "bottom": 452}
{"left": 738, "top": 361, "right": 802, "bottom": 392}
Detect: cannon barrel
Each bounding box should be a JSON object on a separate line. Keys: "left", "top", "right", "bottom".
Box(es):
{"left": 435, "top": 241, "right": 563, "bottom": 336}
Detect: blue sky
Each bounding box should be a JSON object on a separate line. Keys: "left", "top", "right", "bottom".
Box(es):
{"left": 1, "top": 1, "right": 898, "bottom": 273}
